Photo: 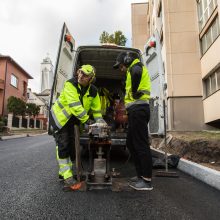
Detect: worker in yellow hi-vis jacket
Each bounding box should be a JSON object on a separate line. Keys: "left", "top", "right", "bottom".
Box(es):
{"left": 113, "top": 52, "right": 153, "bottom": 191}
{"left": 50, "top": 65, "right": 106, "bottom": 191}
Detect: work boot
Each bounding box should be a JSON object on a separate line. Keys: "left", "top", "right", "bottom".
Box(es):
{"left": 63, "top": 177, "right": 82, "bottom": 192}
{"left": 59, "top": 175, "right": 64, "bottom": 181}
{"left": 129, "top": 176, "right": 141, "bottom": 183}
{"left": 129, "top": 179, "right": 153, "bottom": 191}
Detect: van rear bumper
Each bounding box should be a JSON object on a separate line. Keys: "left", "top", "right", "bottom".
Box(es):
{"left": 80, "top": 137, "right": 126, "bottom": 146}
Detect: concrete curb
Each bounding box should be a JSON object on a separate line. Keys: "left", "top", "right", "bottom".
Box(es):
{"left": 0, "top": 132, "right": 48, "bottom": 140}
{"left": 0, "top": 134, "right": 28, "bottom": 140}
{"left": 151, "top": 147, "right": 220, "bottom": 191}
{"left": 178, "top": 158, "right": 220, "bottom": 191}
{"left": 28, "top": 132, "right": 48, "bottom": 137}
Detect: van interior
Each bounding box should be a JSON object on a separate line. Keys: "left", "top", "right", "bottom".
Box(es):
{"left": 74, "top": 46, "right": 141, "bottom": 141}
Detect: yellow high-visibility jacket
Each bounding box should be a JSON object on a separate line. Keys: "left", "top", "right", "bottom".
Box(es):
{"left": 51, "top": 78, "right": 102, "bottom": 129}
{"left": 125, "top": 58, "right": 151, "bottom": 109}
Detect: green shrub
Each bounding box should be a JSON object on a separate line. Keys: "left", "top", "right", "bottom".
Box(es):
{"left": 7, "top": 96, "right": 26, "bottom": 116}
{"left": 0, "top": 121, "right": 5, "bottom": 132}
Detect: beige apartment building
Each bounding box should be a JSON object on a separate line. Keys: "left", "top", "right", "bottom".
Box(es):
{"left": 131, "top": 3, "right": 150, "bottom": 51}
{"left": 132, "top": 0, "right": 220, "bottom": 131}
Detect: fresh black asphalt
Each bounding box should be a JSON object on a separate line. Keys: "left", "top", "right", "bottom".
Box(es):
{"left": 0, "top": 135, "right": 220, "bottom": 220}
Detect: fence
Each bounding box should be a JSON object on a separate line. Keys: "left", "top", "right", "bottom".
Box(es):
{"left": 29, "top": 118, "right": 34, "bottom": 128}
{"left": 36, "top": 120, "right": 40, "bottom": 128}
{"left": 7, "top": 114, "right": 44, "bottom": 129}
{"left": 22, "top": 118, "right": 27, "bottom": 128}
{"left": 12, "top": 116, "right": 19, "bottom": 128}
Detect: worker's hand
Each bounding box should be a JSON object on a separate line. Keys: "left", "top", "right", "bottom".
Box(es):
{"left": 86, "top": 119, "right": 94, "bottom": 125}
{"left": 84, "top": 119, "right": 94, "bottom": 131}
{"left": 132, "top": 91, "right": 143, "bottom": 99}
{"left": 96, "top": 118, "right": 107, "bottom": 125}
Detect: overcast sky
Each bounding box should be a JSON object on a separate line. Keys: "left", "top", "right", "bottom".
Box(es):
{"left": 0, "top": 0, "right": 147, "bottom": 92}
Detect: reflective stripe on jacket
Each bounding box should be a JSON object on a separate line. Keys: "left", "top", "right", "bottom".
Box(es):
{"left": 51, "top": 78, "right": 102, "bottom": 129}
{"left": 124, "top": 59, "right": 151, "bottom": 109}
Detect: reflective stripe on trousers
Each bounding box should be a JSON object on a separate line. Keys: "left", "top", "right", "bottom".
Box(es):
{"left": 56, "top": 146, "right": 73, "bottom": 180}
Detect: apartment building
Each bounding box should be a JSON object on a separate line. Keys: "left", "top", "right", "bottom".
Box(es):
{"left": 131, "top": 3, "right": 150, "bottom": 51}
{"left": 132, "top": 0, "right": 220, "bottom": 131}
{"left": 198, "top": 0, "right": 220, "bottom": 128}
{"left": 0, "top": 55, "right": 33, "bottom": 116}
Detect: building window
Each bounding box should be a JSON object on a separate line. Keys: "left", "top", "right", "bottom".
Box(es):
{"left": 157, "top": 0, "right": 163, "bottom": 30}
{"left": 204, "top": 67, "right": 220, "bottom": 97}
{"left": 211, "top": 73, "right": 216, "bottom": 93}
{"left": 11, "top": 74, "right": 18, "bottom": 88}
{"left": 217, "top": 69, "right": 220, "bottom": 88}
{"left": 205, "top": 78, "right": 211, "bottom": 96}
{"left": 23, "top": 81, "right": 27, "bottom": 96}
{"left": 160, "top": 29, "right": 164, "bottom": 45}
{"left": 200, "top": 16, "right": 220, "bottom": 54}
{"left": 197, "top": 0, "right": 218, "bottom": 30}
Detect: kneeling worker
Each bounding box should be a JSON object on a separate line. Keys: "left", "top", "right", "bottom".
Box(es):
{"left": 50, "top": 65, "right": 105, "bottom": 191}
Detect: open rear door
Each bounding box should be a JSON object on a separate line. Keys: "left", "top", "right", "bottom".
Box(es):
{"left": 48, "top": 23, "right": 75, "bottom": 134}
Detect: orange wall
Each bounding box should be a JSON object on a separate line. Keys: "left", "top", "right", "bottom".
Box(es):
{"left": 0, "top": 91, "right": 3, "bottom": 115}
{"left": 0, "top": 58, "right": 29, "bottom": 115}
{"left": 0, "top": 59, "right": 6, "bottom": 81}
{"left": 0, "top": 59, "right": 6, "bottom": 115}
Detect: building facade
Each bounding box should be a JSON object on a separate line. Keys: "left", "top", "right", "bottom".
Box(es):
{"left": 27, "top": 88, "right": 49, "bottom": 129}
{"left": 131, "top": 2, "right": 150, "bottom": 51}
{"left": 0, "top": 55, "right": 33, "bottom": 116}
{"left": 198, "top": 0, "right": 220, "bottom": 127}
{"left": 132, "top": 0, "right": 220, "bottom": 131}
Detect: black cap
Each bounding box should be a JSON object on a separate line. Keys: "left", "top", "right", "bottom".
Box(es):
{"left": 113, "top": 52, "right": 127, "bottom": 69}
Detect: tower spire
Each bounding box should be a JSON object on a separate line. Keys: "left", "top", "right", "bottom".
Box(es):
{"left": 40, "top": 54, "right": 54, "bottom": 92}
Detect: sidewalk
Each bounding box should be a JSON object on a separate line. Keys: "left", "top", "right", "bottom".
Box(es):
{"left": 0, "top": 129, "right": 48, "bottom": 140}
{"left": 151, "top": 147, "right": 220, "bottom": 191}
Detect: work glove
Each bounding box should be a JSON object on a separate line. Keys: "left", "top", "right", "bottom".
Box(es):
{"left": 96, "top": 118, "right": 107, "bottom": 125}
{"left": 83, "top": 119, "right": 95, "bottom": 131}
{"left": 132, "top": 91, "right": 143, "bottom": 99}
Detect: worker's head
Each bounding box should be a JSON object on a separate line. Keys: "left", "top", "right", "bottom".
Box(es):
{"left": 113, "top": 52, "right": 134, "bottom": 73}
{"left": 77, "top": 64, "right": 96, "bottom": 87}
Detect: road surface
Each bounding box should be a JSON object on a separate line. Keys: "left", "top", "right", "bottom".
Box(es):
{"left": 0, "top": 135, "right": 220, "bottom": 219}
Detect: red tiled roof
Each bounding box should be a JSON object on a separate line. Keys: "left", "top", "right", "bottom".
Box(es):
{"left": 0, "top": 55, "right": 33, "bottom": 79}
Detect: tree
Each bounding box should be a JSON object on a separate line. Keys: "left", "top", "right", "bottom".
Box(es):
{"left": 99, "top": 31, "right": 110, "bottom": 44}
{"left": 7, "top": 96, "right": 26, "bottom": 116}
{"left": 26, "top": 103, "right": 40, "bottom": 117}
{"left": 99, "top": 30, "right": 127, "bottom": 46}
{"left": 113, "top": 31, "right": 127, "bottom": 46}
{"left": 108, "top": 34, "right": 115, "bottom": 43}
{"left": 33, "top": 105, "right": 40, "bottom": 117}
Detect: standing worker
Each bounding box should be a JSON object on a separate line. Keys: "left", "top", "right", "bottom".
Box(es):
{"left": 50, "top": 65, "right": 105, "bottom": 191}
{"left": 113, "top": 52, "right": 153, "bottom": 190}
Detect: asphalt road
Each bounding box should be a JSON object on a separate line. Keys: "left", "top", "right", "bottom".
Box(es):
{"left": 0, "top": 135, "right": 220, "bottom": 220}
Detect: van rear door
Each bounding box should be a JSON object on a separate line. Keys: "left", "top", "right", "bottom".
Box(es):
{"left": 50, "top": 23, "right": 75, "bottom": 107}
{"left": 48, "top": 23, "right": 75, "bottom": 134}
